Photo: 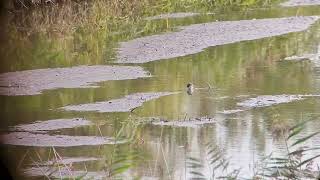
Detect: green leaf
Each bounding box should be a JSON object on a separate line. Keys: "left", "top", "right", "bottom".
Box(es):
{"left": 210, "top": 154, "right": 223, "bottom": 165}
{"left": 214, "top": 160, "right": 226, "bottom": 170}
{"left": 222, "top": 161, "right": 229, "bottom": 171}
{"left": 188, "top": 157, "right": 201, "bottom": 162}
{"left": 298, "top": 154, "right": 320, "bottom": 167}
{"left": 288, "top": 147, "right": 320, "bottom": 156}
{"left": 269, "top": 157, "right": 289, "bottom": 161}
{"left": 289, "top": 116, "right": 318, "bottom": 131}
{"left": 110, "top": 164, "right": 132, "bottom": 176}
{"left": 291, "top": 131, "right": 320, "bottom": 147}
{"left": 189, "top": 171, "right": 205, "bottom": 177}
{"left": 287, "top": 126, "right": 304, "bottom": 140}
{"left": 207, "top": 147, "right": 218, "bottom": 157}
{"left": 187, "top": 162, "right": 203, "bottom": 168}
{"left": 112, "top": 157, "right": 129, "bottom": 165}
{"left": 189, "top": 178, "right": 206, "bottom": 180}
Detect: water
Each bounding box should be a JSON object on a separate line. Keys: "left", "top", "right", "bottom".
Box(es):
{"left": 1, "top": 2, "right": 320, "bottom": 179}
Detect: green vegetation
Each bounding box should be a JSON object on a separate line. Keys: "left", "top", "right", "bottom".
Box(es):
{"left": 257, "top": 118, "right": 320, "bottom": 179}
{"left": 1, "top": 0, "right": 320, "bottom": 179}
{"left": 186, "top": 119, "right": 320, "bottom": 179}
{"left": 187, "top": 143, "right": 240, "bottom": 179}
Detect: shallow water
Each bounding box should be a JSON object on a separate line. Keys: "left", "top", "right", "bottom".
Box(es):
{"left": 1, "top": 2, "right": 320, "bottom": 179}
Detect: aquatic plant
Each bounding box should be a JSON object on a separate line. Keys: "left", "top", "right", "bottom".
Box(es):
{"left": 101, "top": 119, "right": 143, "bottom": 178}
{"left": 187, "top": 142, "right": 240, "bottom": 179}
{"left": 186, "top": 119, "right": 320, "bottom": 179}
{"left": 255, "top": 118, "right": 320, "bottom": 179}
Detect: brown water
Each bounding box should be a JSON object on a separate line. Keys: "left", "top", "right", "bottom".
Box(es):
{"left": 1, "top": 2, "right": 320, "bottom": 179}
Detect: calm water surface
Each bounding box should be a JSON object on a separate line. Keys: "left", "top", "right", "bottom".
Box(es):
{"left": 1, "top": 3, "right": 320, "bottom": 179}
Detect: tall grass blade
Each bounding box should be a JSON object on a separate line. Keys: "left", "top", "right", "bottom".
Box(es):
{"left": 298, "top": 155, "right": 320, "bottom": 167}
{"left": 289, "top": 147, "right": 320, "bottom": 156}
{"left": 291, "top": 131, "right": 320, "bottom": 147}
{"left": 189, "top": 171, "right": 205, "bottom": 177}
{"left": 287, "top": 126, "right": 304, "bottom": 140}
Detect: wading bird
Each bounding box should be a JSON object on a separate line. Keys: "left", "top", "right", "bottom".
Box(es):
{"left": 186, "top": 83, "right": 194, "bottom": 95}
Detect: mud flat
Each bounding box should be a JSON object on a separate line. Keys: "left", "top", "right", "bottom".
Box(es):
{"left": 0, "top": 65, "right": 150, "bottom": 96}
{"left": 145, "top": 12, "right": 200, "bottom": 20}
{"left": 0, "top": 132, "right": 126, "bottom": 147}
{"left": 11, "top": 118, "right": 92, "bottom": 132}
{"left": 217, "top": 109, "right": 246, "bottom": 115}
{"left": 117, "top": 16, "right": 319, "bottom": 63}
{"left": 23, "top": 167, "right": 106, "bottom": 179}
{"left": 31, "top": 157, "right": 100, "bottom": 166}
{"left": 237, "top": 95, "right": 304, "bottom": 108}
{"left": 281, "top": 0, "right": 320, "bottom": 7}
{"left": 61, "top": 92, "right": 177, "bottom": 113}
{"left": 151, "top": 117, "right": 215, "bottom": 128}
{"left": 283, "top": 45, "right": 319, "bottom": 63}
{"left": 283, "top": 54, "right": 316, "bottom": 61}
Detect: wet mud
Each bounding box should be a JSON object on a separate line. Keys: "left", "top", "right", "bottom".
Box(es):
{"left": 236, "top": 95, "right": 304, "bottom": 108}
{"left": 150, "top": 117, "right": 215, "bottom": 127}
{"left": 145, "top": 12, "right": 200, "bottom": 20}
{"left": 117, "top": 16, "right": 319, "bottom": 63}
{"left": 61, "top": 92, "right": 177, "bottom": 113}
{"left": 31, "top": 157, "right": 100, "bottom": 166}
{"left": 217, "top": 109, "right": 246, "bottom": 115}
{"left": 0, "top": 65, "right": 150, "bottom": 96}
{"left": 281, "top": 0, "right": 320, "bottom": 7}
{"left": 0, "top": 132, "right": 126, "bottom": 147}
{"left": 23, "top": 167, "right": 106, "bottom": 179}
{"left": 10, "top": 118, "right": 92, "bottom": 132}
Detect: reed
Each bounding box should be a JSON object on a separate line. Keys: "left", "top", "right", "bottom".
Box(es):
{"left": 186, "top": 118, "right": 320, "bottom": 179}
{"left": 1, "top": 0, "right": 276, "bottom": 36}
{"left": 256, "top": 117, "right": 320, "bottom": 179}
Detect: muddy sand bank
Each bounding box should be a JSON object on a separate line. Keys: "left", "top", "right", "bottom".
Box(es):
{"left": 117, "top": 16, "right": 319, "bottom": 63}
{"left": 31, "top": 157, "right": 100, "bottom": 166}
{"left": 24, "top": 167, "right": 106, "bottom": 179}
{"left": 145, "top": 12, "right": 200, "bottom": 20}
{"left": 10, "top": 118, "right": 92, "bottom": 132}
{"left": 61, "top": 92, "right": 177, "bottom": 113}
{"left": 0, "top": 132, "right": 126, "bottom": 147}
{"left": 150, "top": 116, "right": 215, "bottom": 128}
{"left": 281, "top": 0, "right": 320, "bottom": 7}
{"left": 0, "top": 65, "right": 150, "bottom": 96}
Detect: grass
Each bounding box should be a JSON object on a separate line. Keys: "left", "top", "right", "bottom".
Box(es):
{"left": 255, "top": 118, "right": 320, "bottom": 179}
{"left": 186, "top": 118, "right": 320, "bottom": 179}
{"left": 12, "top": 115, "right": 320, "bottom": 179}
{"left": 187, "top": 143, "right": 240, "bottom": 179}
{"left": 0, "top": 0, "right": 280, "bottom": 73}
{"left": 1, "top": 0, "right": 276, "bottom": 36}
{"left": 15, "top": 117, "right": 145, "bottom": 179}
